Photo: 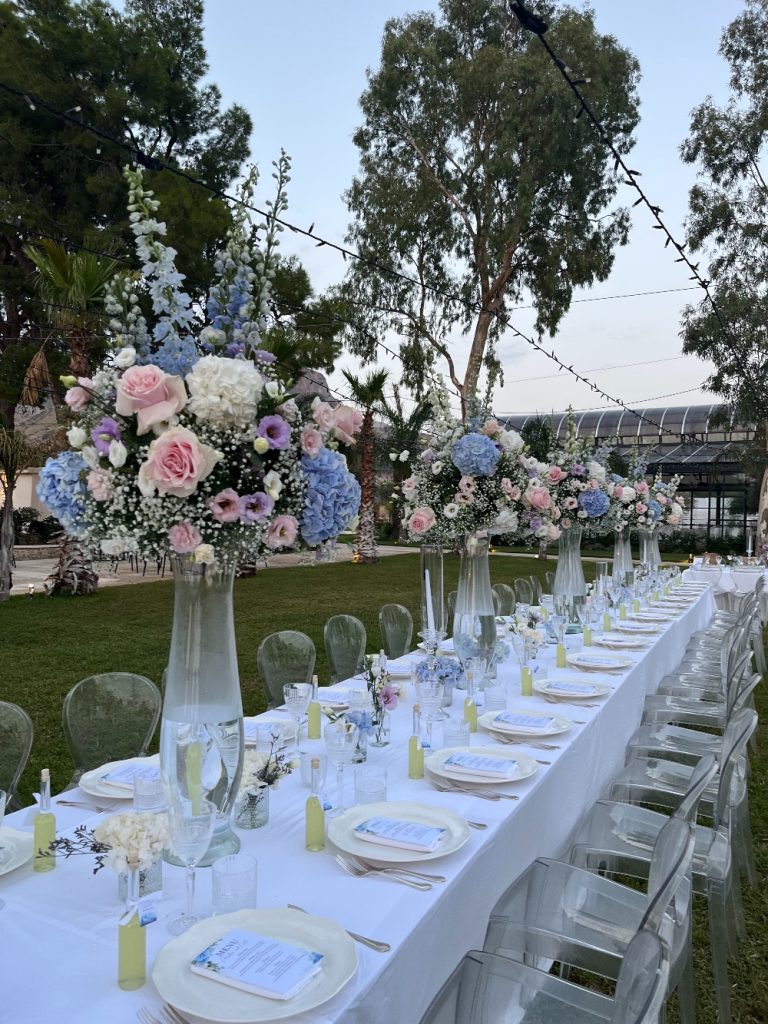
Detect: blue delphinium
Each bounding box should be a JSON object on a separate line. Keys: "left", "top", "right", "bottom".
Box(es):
{"left": 300, "top": 449, "right": 361, "bottom": 545}
{"left": 578, "top": 489, "right": 610, "bottom": 518}
{"left": 451, "top": 432, "right": 500, "bottom": 477}
{"left": 37, "top": 451, "right": 88, "bottom": 535}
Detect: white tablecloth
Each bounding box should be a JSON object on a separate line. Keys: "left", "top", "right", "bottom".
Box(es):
{"left": 682, "top": 564, "right": 768, "bottom": 595}
{"left": 1, "top": 589, "right": 715, "bottom": 1024}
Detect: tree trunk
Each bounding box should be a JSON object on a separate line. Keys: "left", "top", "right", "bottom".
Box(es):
{"left": 0, "top": 485, "right": 16, "bottom": 601}
{"left": 756, "top": 462, "right": 768, "bottom": 557}
{"left": 355, "top": 410, "right": 378, "bottom": 563}
{"left": 463, "top": 309, "right": 493, "bottom": 417}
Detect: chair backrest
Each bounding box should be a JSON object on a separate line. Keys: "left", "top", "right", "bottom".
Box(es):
{"left": 731, "top": 566, "right": 765, "bottom": 594}
{"left": 640, "top": 817, "right": 695, "bottom": 968}
{"left": 324, "top": 614, "right": 366, "bottom": 684}
{"left": 514, "top": 578, "right": 534, "bottom": 606}
{"left": 544, "top": 571, "right": 555, "bottom": 594}
{"left": 688, "top": 566, "right": 722, "bottom": 586}
{"left": 378, "top": 603, "right": 413, "bottom": 659}
{"left": 674, "top": 753, "right": 718, "bottom": 822}
{"left": 529, "top": 575, "right": 543, "bottom": 603}
{"left": 62, "top": 672, "right": 161, "bottom": 786}
{"left": 257, "top": 630, "right": 316, "bottom": 708}
{"left": 0, "top": 701, "right": 34, "bottom": 809}
{"left": 712, "top": 707, "right": 758, "bottom": 828}
{"left": 491, "top": 590, "right": 500, "bottom": 614}
{"left": 446, "top": 590, "right": 457, "bottom": 614}
{"left": 492, "top": 583, "right": 515, "bottom": 616}
{"left": 611, "top": 929, "right": 669, "bottom": 1024}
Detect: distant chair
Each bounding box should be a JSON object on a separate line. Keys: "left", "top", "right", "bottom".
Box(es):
{"left": 379, "top": 604, "right": 413, "bottom": 659}
{"left": 529, "top": 575, "right": 543, "bottom": 604}
{"left": 0, "top": 701, "right": 34, "bottom": 810}
{"left": 492, "top": 583, "right": 516, "bottom": 615}
{"left": 62, "top": 673, "right": 161, "bottom": 789}
{"left": 257, "top": 630, "right": 316, "bottom": 709}
{"left": 544, "top": 570, "right": 556, "bottom": 594}
{"left": 491, "top": 590, "right": 501, "bottom": 614}
{"left": 514, "top": 578, "right": 534, "bottom": 606}
{"left": 324, "top": 614, "right": 367, "bottom": 684}
{"left": 447, "top": 590, "right": 458, "bottom": 614}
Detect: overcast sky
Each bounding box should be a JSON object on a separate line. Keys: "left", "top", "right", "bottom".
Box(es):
{"left": 200, "top": 0, "right": 744, "bottom": 416}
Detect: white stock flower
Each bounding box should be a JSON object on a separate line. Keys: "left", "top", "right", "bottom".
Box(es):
{"left": 264, "top": 470, "right": 283, "bottom": 500}
{"left": 186, "top": 355, "right": 263, "bottom": 428}
{"left": 108, "top": 440, "right": 128, "bottom": 468}
{"left": 113, "top": 346, "right": 136, "bottom": 370}
{"left": 66, "top": 426, "right": 86, "bottom": 449}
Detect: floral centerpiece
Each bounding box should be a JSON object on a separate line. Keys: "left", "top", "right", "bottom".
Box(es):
{"left": 361, "top": 655, "right": 400, "bottom": 745}
{"left": 539, "top": 411, "right": 612, "bottom": 539}
{"left": 236, "top": 735, "right": 294, "bottom": 829}
{"left": 45, "top": 813, "right": 168, "bottom": 878}
{"left": 651, "top": 472, "right": 684, "bottom": 531}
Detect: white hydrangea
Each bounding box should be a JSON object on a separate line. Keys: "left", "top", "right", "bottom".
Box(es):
{"left": 94, "top": 811, "right": 169, "bottom": 874}
{"left": 587, "top": 460, "right": 606, "bottom": 483}
{"left": 185, "top": 355, "right": 264, "bottom": 428}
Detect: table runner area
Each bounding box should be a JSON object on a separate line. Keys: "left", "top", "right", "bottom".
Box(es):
{"left": 2, "top": 588, "right": 715, "bottom": 1024}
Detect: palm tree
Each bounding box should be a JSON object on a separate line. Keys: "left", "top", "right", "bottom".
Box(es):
{"left": 379, "top": 386, "right": 431, "bottom": 541}
{"left": 342, "top": 368, "right": 389, "bottom": 564}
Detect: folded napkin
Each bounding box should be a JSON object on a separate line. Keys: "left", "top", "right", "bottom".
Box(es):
{"left": 354, "top": 816, "right": 447, "bottom": 852}
{"left": 443, "top": 752, "right": 518, "bottom": 779}
{"left": 100, "top": 762, "right": 160, "bottom": 791}
{"left": 190, "top": 928, "right": 324, "bottom": 1000}
{"left": 569, "top": 655, "right": 622, "bottom": 668}
{"left": 493, "top": 712, "right": 555, "bottom": 734}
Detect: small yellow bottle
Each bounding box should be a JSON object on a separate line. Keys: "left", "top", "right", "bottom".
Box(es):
{"left": 463, "top": 677, "right": 478, "bottom": 733}
{"left": 632, "top": 599, "right": 641, "bottom": 614}
{"left": 408, "top": 705, "right": 424, "bottom": 779}
{"left": 619, "top": 603, "right": 627, "bottom": 621}
{"left": 582, "top": 625, "right": 593, "bottom": 646}
{"left": 307, "top": 673, "right": 321, "bottom": 740}
{"left": 305, "top": 757, "right": 325, "bottom": 852}
{"left": 118, "top": 867, "right": 146, "bottom": 991}
{"left": 603, "top": 611, "right": 612, "bottom": 632}
{"left": 521, "top": 666, "right": 533, "bottom": 697}
{"left": 33, "top": 768, "right": 56, "bottom": 872}
{"left": 556, "top": 642, "right": 567, "bottom": 668}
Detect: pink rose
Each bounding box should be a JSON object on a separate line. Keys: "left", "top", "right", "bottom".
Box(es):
{"left": 210, "top": 488, "right": 241, "bottom": 523}
{"left": 657, "top": 494, "right": 668, "bottom": 505}
{"left": 86, "top": 468, "right": 114, "bottom": 501}
{"left": 115, "top": 364, "right": 187, "bottom": 436}
{"left": 458, "top": 475, "right": 476, "bottom": 494}
{"left": 408, "top": 505, "right": 436, "bottom": 535}
{"left": 311, "top": 401, "right": 336, "bottom": 431}
{"left": 300, "top": 425, "right": 323, "bottom": 458}
{"left": 333, "top": 406, "right": 363, "bottom": 445}
{"left": 546, "top": 523, "right": 561, "bottom": 542}
{"left": 546, "top": 466, "right": 567, "bottom": 484}
{"left": 168, "top": 522, "right": 203, "bottom": 553}
{"left": 481, "top": 418, "right": 500, "bottom": 437}
{"left": 635, "top": 502, "right": 648, "bottom": 515}
{"left": 525, "top": 486, "right": 552, "bottom": 512}
{"left": 635, "top": 480, "right": 649, "bottom": 495}
{"left": 401, "top": 476, "right": 418, "bottom": 499}
{"left": 138, "top": 425, "right": 220, "bottom": 498}
{"left": 613, "top": 483, "right": 624, "bottom": 499}
{"left": 64, "top": 377, "right": 94, "bottom": 411}
{"left": 564, "top": 496, "right": 579, "bottom": 510}
{"left": 501, "top": 478, "right": 521, "bottom": 501}
{"left": 667, "top": 514, "right": 680, "bottom": 526}
{"left": 265, "top": 514, "right": 299, "bottom": 550}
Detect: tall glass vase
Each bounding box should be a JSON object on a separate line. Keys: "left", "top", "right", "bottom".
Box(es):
{"left": 160, "top": 557, "right": 244, "bottom": 866}
{"left": 420, "top": 543, "right": 446, "bottom": 634}
{"left": 452, "top": 532, "right": 497, "bottom": 686}
{"left": 612, "top": 530, "right": 633, "bottom": 578}
{"left": 638, "top": 528, "right": 662, "bottom": 569}
{"left": 553, "top": 526, "right": 587, "bottom": 601}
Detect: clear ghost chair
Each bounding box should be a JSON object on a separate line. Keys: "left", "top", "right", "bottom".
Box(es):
{"left": 257, "top": 630, "right": 316, "bottom": 708}
{"left": 324, "top": 614, "right": 367, "bottom": 684}
{"left": 482, "top": 816, "right": 692, "bottom": 1024}
{"left": 529, "top": 575, "right": 543, "bottom": 604}
{"left": 420, "top": 930, "right": 668, "bottom": 1024}
{"left": 544, "top": 571, "right": 555, "bottom": 595}
{"left": 0, "top": 700, "right": 34, "bottom": 810}
{"left": 378, "top": 603, "right": 414, "bottom": 659}
{"left": 447, "top": 591, "right": 458, "bottom": 615}
{"left": 514, "top": 578, "right": 534, "bottom": 606}
{"left": 491, "top": 583, "right": 515, "bottom": 616}
{"left": 62, "top": 672, "right": 161, "bottom": 788}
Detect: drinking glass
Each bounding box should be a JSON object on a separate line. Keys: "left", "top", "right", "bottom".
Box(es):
{"left": 167, "top": 797, "right": 217, "bottom": 935}
{"left": 324, "top": 721, "right": 359, "bottom": 816}
{"left": 415, "top": 679, "right": 444, "bottom": 750}
{"left": 354, "top": 765, "right": 387, "bottom": 804}
{"left": 133, "top": 775, "right": 166, "bottom": 812}
{"left": 484, "top": 685, "right": 506, "bottom": 712}
{"left": 284, "top": 683, "right": 312, "bottom": 753}
{"left": 0, "top": 789, "right": 6, "bottom": 910}
{"left": 443, "top": 718, "right": 471, "bottom": 747}
{"left": 212, "top": 853, "right": 258, "bottom": 915}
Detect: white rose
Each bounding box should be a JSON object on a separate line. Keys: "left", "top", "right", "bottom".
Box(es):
{"left": 194, "top": 543, "right": 216, "bottom": 565}
{"left": 264, "top": 470, "right": 283, "bottom": 500}
{"left": 389, "top": 452, "right": 398, "bottom": 462}
{"left": 108, "top": 439, "right": 128, "bottom": 468}
{"left": 444, "top": 502, "right": 460, "bottom": 519}
{"left": 253, "top": 436, "right": 270, "bottom": 455}
{"left": 399, "top": 450, "right": 410, "bottom": 462}
{"left": 66, "top": 426, "right": 86, "bottom": 448}
{"left": 113, "top": 346, "right": 136, "bottom": 369}
{"left": 431, "top": 461, "right": 444, "bottom": 475}
{"left": 80, "top": 445, "right": 100, "bottom": 470}
{"left": 621, "top": 486, "right": 636, "bottom": 504}
{"left": 265, "top": 380, "right": 280, "bottom": 399}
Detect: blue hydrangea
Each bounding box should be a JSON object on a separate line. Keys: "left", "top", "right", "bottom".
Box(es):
{"left": 646, "top": 499, "right": 663, "bottom": 522}
{"left": 451, "top": 432, "right": 500, "bottom": 477}
{"left": 37, "top": 451, "right": 89, "bottom": 535}
{"left": 415, "top": 658, "right": 463, "bottom": 686}
{"left": 344, "top": 710, "right": 373, "bottom": 735}
{"left": 300, "top": 449, "right": 361, "bottom": 546}
{"left": 578, "top": 489, "right": 610, "bottom": 518}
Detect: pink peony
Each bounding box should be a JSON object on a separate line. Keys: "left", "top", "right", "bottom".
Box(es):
{"left": 210, "top": 488, "right": 241, "bottom": 523}
{"left": 525, "top": 486, "right": 552, "bottom": 512}
{"left": 64, "top": 377, "right": 94, "bottom": 411}
{"left": 115, "top": 364, "right": 187, "bottom": 435}
{"left": 86, "top": 468, "right": 114, "bottom": 501}
{"left": 546, "top": 466, "right": 567, "bottom": 484}
{"left": 300, "top": 425, "right": 323, "bottom": 458}
{"left": 265, "top": 514, "right": 299, "bottom": 550}
{"left": 635, "top": 502, "right": 648, "bottom": 515}
{"left": 333, "top": 405, "right": 363, "bottom": 445}
{"left": 168, "top": 521, "right": 203, "bottom": 553}
{"left": 138, "top": 425, "right": 220, "bottom": 498}
{"left": 481, "top": 418, "right": 500, "bottom": 437}
{"left": 401, "top": 476, "right": 418, "bottom": 499}
{"left": 501, "top": 478, "right": 521, "bottom": 501}
{"left": 458, "top": 475, "right": 476, "bottom": 494}
{"left": 311, "top": 401, "right": 336, "bottom": 431}
{"left": 408, "top": 505, "right": 436, "bottom": 535}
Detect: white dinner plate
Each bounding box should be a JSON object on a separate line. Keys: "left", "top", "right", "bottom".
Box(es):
{"left": 425, "top": 746, "right": 538, "bottom": 786}
{"left": 328, "top": 800, "right": 470, "bottom": 863}
{"left": 566, "top": 652, "right": 633, "bottom": 673}
{"left": 79, "top": 754, "right": 160, "bottom": 799}
{"left": 631, "top": 612, "right": 675, "bottom": 623}
{"left": 594, "top": 634, "right": 648, "bottom": 650}
{"left": 244, "top": 716, "right": 298, "bottom": 747}
{"left": 534, "top": 677, "right": 613, "bottom": 699}
{"left": 153, "top": 908, "right": 357, "bottom": 1023}
{"left": 387, "top": 665, "right": 414, "bottom": 680}
{"left": 478, "top": 709, "right": 573, "bottom": 738}
{"left": 0, "top": 827, "right": 34, "bottom": 876}
{"left": 316, "top": 688, "right": 350, "bottom": 710}
{"left": 618, "top": 622, "right": 662, "bottom": 634}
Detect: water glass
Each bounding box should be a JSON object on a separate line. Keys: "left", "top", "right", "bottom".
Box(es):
{"left": 300, "top": 750, "right": 328, "bottom": 787}
{"left": 212, "top": 853, "right": 258, "bottom": 915}
{"left": 354, "top": 765, "right": 387, "bottom": 804}
{"left": 284, "top": 683, "right": 312, "bottom": 753}
{"left": 483, "top": 686, "right": 506, "bottom": 712}
{"left": 324, "top": 720, "right": 359, "bottom": 816}
{"left": 443, "top": 718, "right": 471, "bottom": 747}
{"left": 132, "top": 775, "right": 166, "bottom": 812}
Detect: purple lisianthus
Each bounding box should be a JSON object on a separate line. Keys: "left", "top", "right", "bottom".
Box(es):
{"left": 379, "top": 683, "right": 399, "bottom": 711}
{"left": 91, "top": 417, "right": 122, "bottom": 456}
{"left": 257, "top": 414, "right": 291, "bottom": 450}
{"left": 252, "top": 349, "right": 277, "bottom": 365}
{"left": 529, "top": 515, "right": 543, "bottom": 532}
{"left": 225, "top": 341, "right": 245, "bottom": 358}
{"left": 570, "top": 463, "right": 586, "bottom": 477}
{"left": 421, "top": 448, "right": 437, "bottom": 464}
{"left": 239, "top": 491, "right": 274, "bottom": 524}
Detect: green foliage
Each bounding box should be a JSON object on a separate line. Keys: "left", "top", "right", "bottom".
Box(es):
{"left": 12, "top": 506, "right": 38, "bottom": 542}
{"left": 520, "top": 415, "right": 555, "bottom": 461}
{"left": 342, "top": 0, "right": 639, "bottom": 404}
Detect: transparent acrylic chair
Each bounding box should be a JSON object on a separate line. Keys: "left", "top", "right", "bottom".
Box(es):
{"left": 544, "top": 571, "right": 555, "bottom": 595}
{"left": 378, "top": 603, "right": 413, "bottom": 659}
{"left": 257, "top": 630, "right": 316, "bottom": 708}
{"left": 324, "top": 614, "right": 367, "bottom": 684}
{"left": 62, "top": 672, "right": 161, "bottom": 788}
{"left": 514, "top": 578, "right": 534, "bottom": 606}
{"left": 447, "top": 591, "right": 458, "bottom": 615}
{"left": 529, "top": 575, "right": 543, "bottom": 604}
{"left": 491, "top": 583, "right": 515, "bottom": 616}
{"left": 482, "top": 817, "right": 693, "bottom": 1024}
{"left": 420, "top": 930, "right": 668, "bottom": 1024}
{"left": 0, "top": 700, "right": 34, "bottom": 810}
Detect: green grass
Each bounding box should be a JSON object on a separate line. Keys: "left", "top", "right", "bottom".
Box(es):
{"left": 1, "top": 552, "right": 767, "bottom": 1023}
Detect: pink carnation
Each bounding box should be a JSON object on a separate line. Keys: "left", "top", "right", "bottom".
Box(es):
{"left": 210, "top": 489, "right": 241, "bottom": 523}
{"left": 115, "top": 364, "right": 187, "bottom": 435}
{"left": 525, "top": 486, "right": 552, "bottom": 512}
{"left": 168, "top": 522, "right": 203, "bottom": 553}
{"left": 86, "top": 467, "right": 114, "bottom": 502}
{"left": 300, "top": 425, "right": 323, "bottom": 458}
{"left": 408, "top": 505, "right": 436, "bottom": 535}
{"left": 265, "top": 514, "right": 299, "bottom": 550}
{"left": 138, "top": 425, "right": 220, "bottom": 499}
{"left": 64, "top": 377, "right": 94, "bottom": 411}
{"left": 546, "top": 466, "right": 567, "bottom": 484}
{"left": 333, "top": 406, "right": 363, "bottom": 445}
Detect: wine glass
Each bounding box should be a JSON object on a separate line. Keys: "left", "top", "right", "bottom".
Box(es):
{"left": 284, "top": 683, "right": 312, "bottom": 754}
{"left": 324, "top": 720, "right": 359, "bottom": 816}
{"left": 167, "top": 797, "right": 217, "bottom": 935}
{"left": 415, "top": 679, "right": 445, "bottom": 749}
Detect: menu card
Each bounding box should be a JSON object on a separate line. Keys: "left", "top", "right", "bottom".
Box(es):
{"left": 190, "top": 929, "right": 324, "bottom": 1000}
{"left": 494, "top": 712, "right": 555, "bottom": 733}
{"left": 545, "top": 681, "right": 597, "bottom": 695}
{"left": 101, "top": 762, "right": 160, "bottom": 790}
{"left": 443, "top": 752, "right": 518, "bottom": 778}
{"left": 354, "top": 816, "right": 446, "bottom": 852}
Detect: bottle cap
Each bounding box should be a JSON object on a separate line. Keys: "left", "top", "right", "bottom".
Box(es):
{"left": 41, "top": 768, "right": 50, "bottom": 781}
{"left": 413, "top": 703, "right": 421, "bottom": 712}
{"left": 312, "top": 673, "right": 318, "bottom": 684}
{"left": 311, "top": 757, "right": 320, "bottom": 769}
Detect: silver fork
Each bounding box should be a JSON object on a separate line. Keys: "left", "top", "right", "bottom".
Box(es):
{"left": 466, "top": 819, "right": 487, "bottom": 830}
{"left": 137, "top": 1009, "right": 162, "bottom": 1024}
{"left": 488, "top": 733, "right": 561, "bottom": 751}
{"left": 543, "top": 696, "right": 599, "bottom": 709}
{"left": 429, "top": 777, "right": 519, "bottom": 800}
{"left": 57, "top": 799, "right": 113, "bottom": 813}
{"left": 161, "top": 1005, "right": 191, "bottom": 1024}
{"left": 287, "top": 904, "right": 390, "bottom": 952}
{"left": 347, "top": 853, "right": 446, "bottom": 884}
{"left": 335, "top": 853, "right": 432, "bottom": 890}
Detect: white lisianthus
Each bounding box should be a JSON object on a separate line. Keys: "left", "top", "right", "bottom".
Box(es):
{"left": 577, "top": 510, "right": 588, "bottom": 519}
{"left": 389, "top": 452, "right": 398, "bottom": 462}
{"left": 431, "top": 461, "right": 444, "bottom": 475}
{"left": 108, "top": 440, "right": 128, "bottom": 468}
{"left": 443, "top": 502, "right": 460, "bottom": 519}
{"left": 66, "top": 426, "right": 86, "bottom": 449}
{"left": 186, "top": 354, "right": 263, "bottom": 428}
{"left": 265, "top": 380, "right": 281, "bottom": 399}
{"left": 264, "top": 470, "right": 283, "bottom": 500}
{"left": 80, "top": 445, "right": 100, "bottom": 470}
{"left": 253, "top": 436, "right": 270, "bottom": 455}
{"left": 194, "top": 543, "right": 216, "bottom": 565}
{"left": 399, "top": 450, "right": 410, "bottom": 463}
{"left": 113, "top": 346, "right": 137, "bottom": 370}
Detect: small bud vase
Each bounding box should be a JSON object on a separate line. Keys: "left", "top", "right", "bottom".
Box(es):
{"left": 235, "top": 787, "right": 269, "bottom": 829}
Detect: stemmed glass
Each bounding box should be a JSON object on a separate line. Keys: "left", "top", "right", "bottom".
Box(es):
{"left": 167, "top": 797, "right": 217, "bottom": 935}
{"left": 324, "top": 720, "right": 359, "bottom": 816}
{"left": 415, "top": 679, "right": 445, "bottom": 749}
{"left": 0, "top": 789, "right": 6, "bottom": 910}
{"left": 607, "top": 576, "right": 624, "bottom": 628}
{"left": 284, "top": 683, "right": 312, "bottom": 754}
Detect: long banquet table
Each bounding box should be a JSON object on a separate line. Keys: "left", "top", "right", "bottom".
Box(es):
{"left": 2, "top": 587, "right": 716, "bottom": 1024}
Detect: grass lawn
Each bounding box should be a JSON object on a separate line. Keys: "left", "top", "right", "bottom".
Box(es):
{"left": 1, "top": 551, "right": 766, "bottom": 1023}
